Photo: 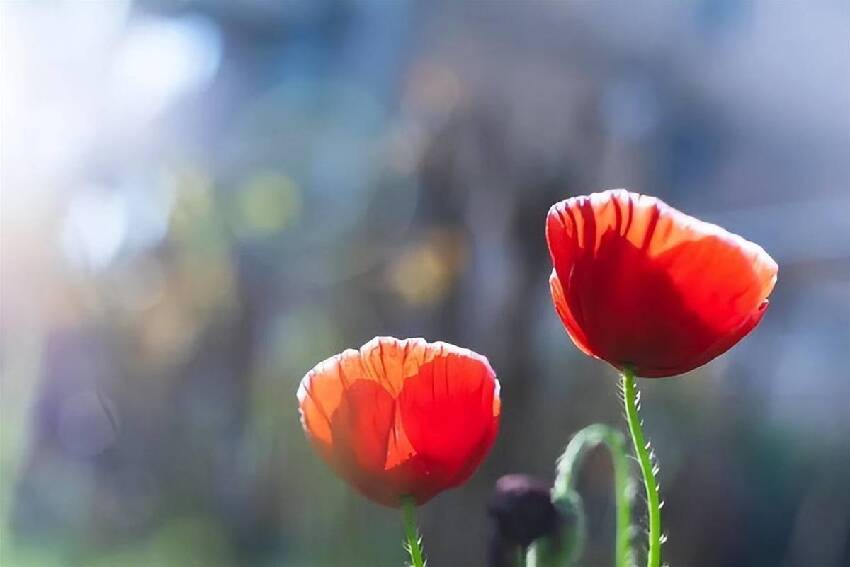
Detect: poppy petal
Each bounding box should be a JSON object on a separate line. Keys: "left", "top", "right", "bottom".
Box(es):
{"left": 329, "top": 380, "right": 397, "bottom": 496}
{"left": 398, "top": 343, "right": 500, "bottom": 496}
{"left": 297, "top": 337, "right": 439, "bottom": 452}
{"left": 549, "top": 270, "right": 596, "bottom": 359}
{"left": 298, "top": 337, "right": 501, "bottom": 506}
{"left": 546, "top": 190, "right": 777, "bottom": 377}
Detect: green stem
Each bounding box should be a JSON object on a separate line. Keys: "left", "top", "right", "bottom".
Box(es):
{"left": 551, "top": 424, "right": 634, "bottom": 567}
{"left": 622, "top": 368, "right": 661, "bottom": 567}
{"left": 525, "top": 488, "right": 585, "bottom": 567}
{"left": 401, "top": 496, "right": 425, "bottom": 567}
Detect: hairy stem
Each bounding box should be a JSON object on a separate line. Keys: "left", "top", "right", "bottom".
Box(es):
{"left": 622, "top": 368, "right": 662, "bottom": 567}
{"left": 401, "top": 496, "right": 425, "bottom": 567}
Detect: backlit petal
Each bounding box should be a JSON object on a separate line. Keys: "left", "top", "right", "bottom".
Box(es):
{"left": 546, "top": 189, "right": 777, "bottom": 377}
{"left": 398, "top": 345, "right": 499, "bottom": 495}
{"left": 297, "top": 337, "right": 500, "bottom": 506}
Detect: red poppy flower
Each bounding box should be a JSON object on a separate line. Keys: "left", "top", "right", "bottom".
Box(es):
{"left": 298, "top": 337, "right": 501, "bottom": 506}
{"left": 546, "top": 189, "right": 777, "bottom": 378}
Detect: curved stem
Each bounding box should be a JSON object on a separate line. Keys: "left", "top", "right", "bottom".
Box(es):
{"left": 526, "top": 489, "right": 585, "bottom": 567}
{"left": 622, "top": 368, "right": 661, "bottom": 567}
{"left": 552, "top": 424, "right": 634, "bottom": 567}
{"left": 401, "top": 496, "right": 425, "bottom": 567}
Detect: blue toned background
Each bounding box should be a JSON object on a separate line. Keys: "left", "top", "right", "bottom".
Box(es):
{"left": 1, "top": 1, "right": 848, "bottom": 566}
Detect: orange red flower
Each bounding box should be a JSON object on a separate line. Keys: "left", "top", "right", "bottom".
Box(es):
{"left": 546, "top": 189, "right": 777, "bottom": 378}
{"left": 298, "top": 337, "right": 501, "bottom": 506}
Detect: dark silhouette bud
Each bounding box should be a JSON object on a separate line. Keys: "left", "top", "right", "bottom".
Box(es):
{"left": 487, "top": 474, "right": 563, "bottom": 567}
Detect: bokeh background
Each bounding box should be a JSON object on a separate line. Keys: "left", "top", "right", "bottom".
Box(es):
{"left": 2, "top": 1, "right": 849, "bottom": 566}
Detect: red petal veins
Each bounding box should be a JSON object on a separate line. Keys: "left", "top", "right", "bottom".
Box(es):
{"left": 297, "top": 337, "right": 500, "bottom": 506}
{"left": 398, "top": 348, "right": 499, "bottom": 497}
{"left": 546, "top": 189, "right": 777, "bottom": 377}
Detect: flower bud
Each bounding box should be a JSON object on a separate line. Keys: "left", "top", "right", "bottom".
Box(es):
{"left": 488, "top": 474, "right": 564, "bottom": 566}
